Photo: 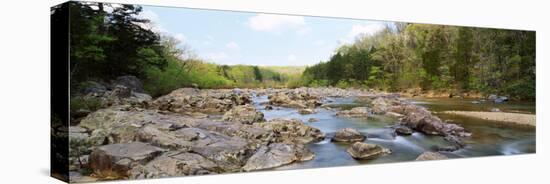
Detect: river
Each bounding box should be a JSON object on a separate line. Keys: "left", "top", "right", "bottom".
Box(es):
{"left": 251, "top": 95, "right": 536, "bottom": 170}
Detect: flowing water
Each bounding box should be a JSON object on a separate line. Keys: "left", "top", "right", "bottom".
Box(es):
{"left": 251, "top": 95, "right": 536, "bottom": 170}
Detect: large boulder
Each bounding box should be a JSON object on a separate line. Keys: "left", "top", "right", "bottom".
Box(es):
{"left": 370, "top": 97, "right": 390, "bottom": 114}
{"left": 89, "top": 142, "right": 164, "bottom": 178}
{"left": 136, "top": 126, "right": 256, "bottom": 171}
{"left": 222, "top": 104, "right": 264, "bottom": 124}
{"left": 258, "top": 119, "right": 325, "bottom": 144}
{"left": 130, "top": 151, "right": 221, "bottom": 179}
{"left": 113, "top": 75, "right": 145, "bottom": 93}
{"left": 267, "top": 89, "right": 322, "bottom": 109}
{"left": 242, "top": 143, "right": 314, "bottom": 171}
{"left": 152, "top": 88, "right": 252, "bottom": 113}
{"left": 336, "top": 107, "right": 369, "bottom": 118}
{"left": 332, "top": 128, "right": 366, "bottom": 142}
{"left": 415, "top": 151, "right": 448, "bottom": 161}
{"left": 346, "top": 142, "right": 391, "bottom": 160}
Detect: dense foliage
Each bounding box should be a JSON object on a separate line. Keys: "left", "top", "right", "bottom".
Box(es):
{"left": 301, "top": 24, "right": 535, "bottom": 100}
{"left": 56, "top": 2, "right": 299, "bottom": 97}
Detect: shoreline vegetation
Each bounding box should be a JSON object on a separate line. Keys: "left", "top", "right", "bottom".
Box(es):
{"left": 442, "top": 111, "right": 536, "bottom": 127}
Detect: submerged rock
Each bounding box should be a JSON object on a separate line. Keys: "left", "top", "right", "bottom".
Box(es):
{"left": 298, "top": 108, "right": 316, "bottom": 115}
{"left": 89, "top": 142, "right": 165, "bottom": 178}
{"left": 332, "top": 128, "right": 366, "bottom": 142}
{"left": 347, "top": 142, "right": 391, "bottom": 160}
{"left": 415, "top": 151, "right": 448, "bottom": 161}
{"left": 394, "top": 126, "right": 413, "bottom": 135}
{"left": 308, "top": 118, "right": 319, "bottom": 122}
{"left": 222, "top": 104, "right": 265, "bottom": 124}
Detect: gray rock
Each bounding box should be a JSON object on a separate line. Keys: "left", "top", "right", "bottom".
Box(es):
{"left": 259, "top": 119, "right": 325, "bottom": 144}
{"left": 395, "top": 126, "right": 413, "bottom": 135}
{"left": 89, "top": 142, "right": 164, "bottom": 178}
{"left": 332, "top": 128, "right": 366, "bottom": 142}
{"left": 347, "top": 142, "right": 391, "bottom": 160}
{"left": 336, "top": 107, "right": 369, "bottom": 118}
{"left": 113, "top": 75, "right": 144, "bottom": 93}
{"left": 222, "top": 104, "right": 265, "bottom": 124}
{"left": 129, "top": 151, "right": 221, "bottom": 179}
{"left": 242, "top": 143, "right": 313, "bottom": 171}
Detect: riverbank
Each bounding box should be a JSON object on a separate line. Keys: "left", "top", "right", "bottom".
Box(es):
{"left": 442, "top": 111, "right": 536, "bottom": 127}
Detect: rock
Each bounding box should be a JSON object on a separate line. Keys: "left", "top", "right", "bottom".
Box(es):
{"left": 332, "top": 128, "right": 366, "bottom": 142}
{"left": 152, "top": 88, "right": 252, "bottom": 113}
{"left": 394, "top": 126, "right": 413, "bottom": 135}
{"left": 129, "top": 151, "right": 221, "bottom": 179}
{"left": 89, "top": 142, "right": 164, "bottom": 178}
{"left": 336, "top": 107, "right": 369, "bottom": 118}
{"left": 398, "top": 104, "right": 469, "bottom": 137}
{"left": 185, "top": 112, "right": 209, "bottom": 119}
{"left": 415, "top": 151, "right": 448, "bottom": 161}
{"left": 298, "top": 108, "right": 315, "bottom": 115}
{"left": 107, "top": 85, "right": 132, "bottom": 98}
{"left": 222, "top": 104, "right": 265, "bottom": 124}
{"left": 265, "top": 105, "right": 274, "bottom": 110}
{"left": 79, "top": 81, "right": 107, "bottom": 95}
{"left": 490, "top": 108, "right": 501, "bottom": 112}
{"left": 259, "top": 119, "right": 325, "bottom": 144}
{"left": 347, "top": 142, "right": 391, "bottom": 160}
{"left": 487, "top": 94, "right": 498, "bottom": 100}
{"left": 308, "top": 118, "right": 319, "bottom": 122}
{"left": 242, "top": 143, "right": 313, "bottom": 171}
{"left": 370, "top": 97, "right": 390, "bottom": 114}
{"left": 494, "top": 99, "right": 504, "bottom": 103}
{"left": 113, "top": 75, "right": 144, "bottom": 93}
{"left": 385, "top": 112, "right": 404, "bottom": 118}
{"left": 267, "top": 90, "right": 322, "bottom": 109}
{"left": 136, "top": 126, "right": 255, "bottom": 171}
{"left": 79, "top": 107, "right": 196, "bottom": 146}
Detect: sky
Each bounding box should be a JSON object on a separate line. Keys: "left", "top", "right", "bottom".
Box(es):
{"left": 140, "top": 5, "right": 391, "bottom": 66}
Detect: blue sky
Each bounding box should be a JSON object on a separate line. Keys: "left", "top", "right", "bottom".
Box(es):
{"left": 140, "top": 5, "right": 390, "bottom": 66}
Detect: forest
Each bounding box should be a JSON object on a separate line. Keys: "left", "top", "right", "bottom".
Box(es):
{"left": 59, "top": 2, "right": 535, "bottom": 100}
{"left": 299, "top": 23, "right": 536, "bottom": 100}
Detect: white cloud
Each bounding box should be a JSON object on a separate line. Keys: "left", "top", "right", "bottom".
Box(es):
{"left": 247, "top": 14, "right": 305, "bottom": 32}
{"left": 287, "top": 54, "right": 297, "bottom": 61}
{"left": 348, "top": 23, "right": 386, "bottom": 38}
{"left": 174, "top": 33, "right": 186, "bottom": 42}
{"left": 135, "top": 10, "right": 166, "bottom": 33}
{"left": 226, "top": 42, "right": 240, "bottom": 50}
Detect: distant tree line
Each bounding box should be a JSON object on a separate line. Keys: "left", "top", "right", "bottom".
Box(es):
{"left": 299, "top": 24, "right": 535, "bottom": 100}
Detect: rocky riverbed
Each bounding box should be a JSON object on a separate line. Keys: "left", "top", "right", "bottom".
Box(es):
{"left": 66, "top": 79, "right": 535, "bottom": 182}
